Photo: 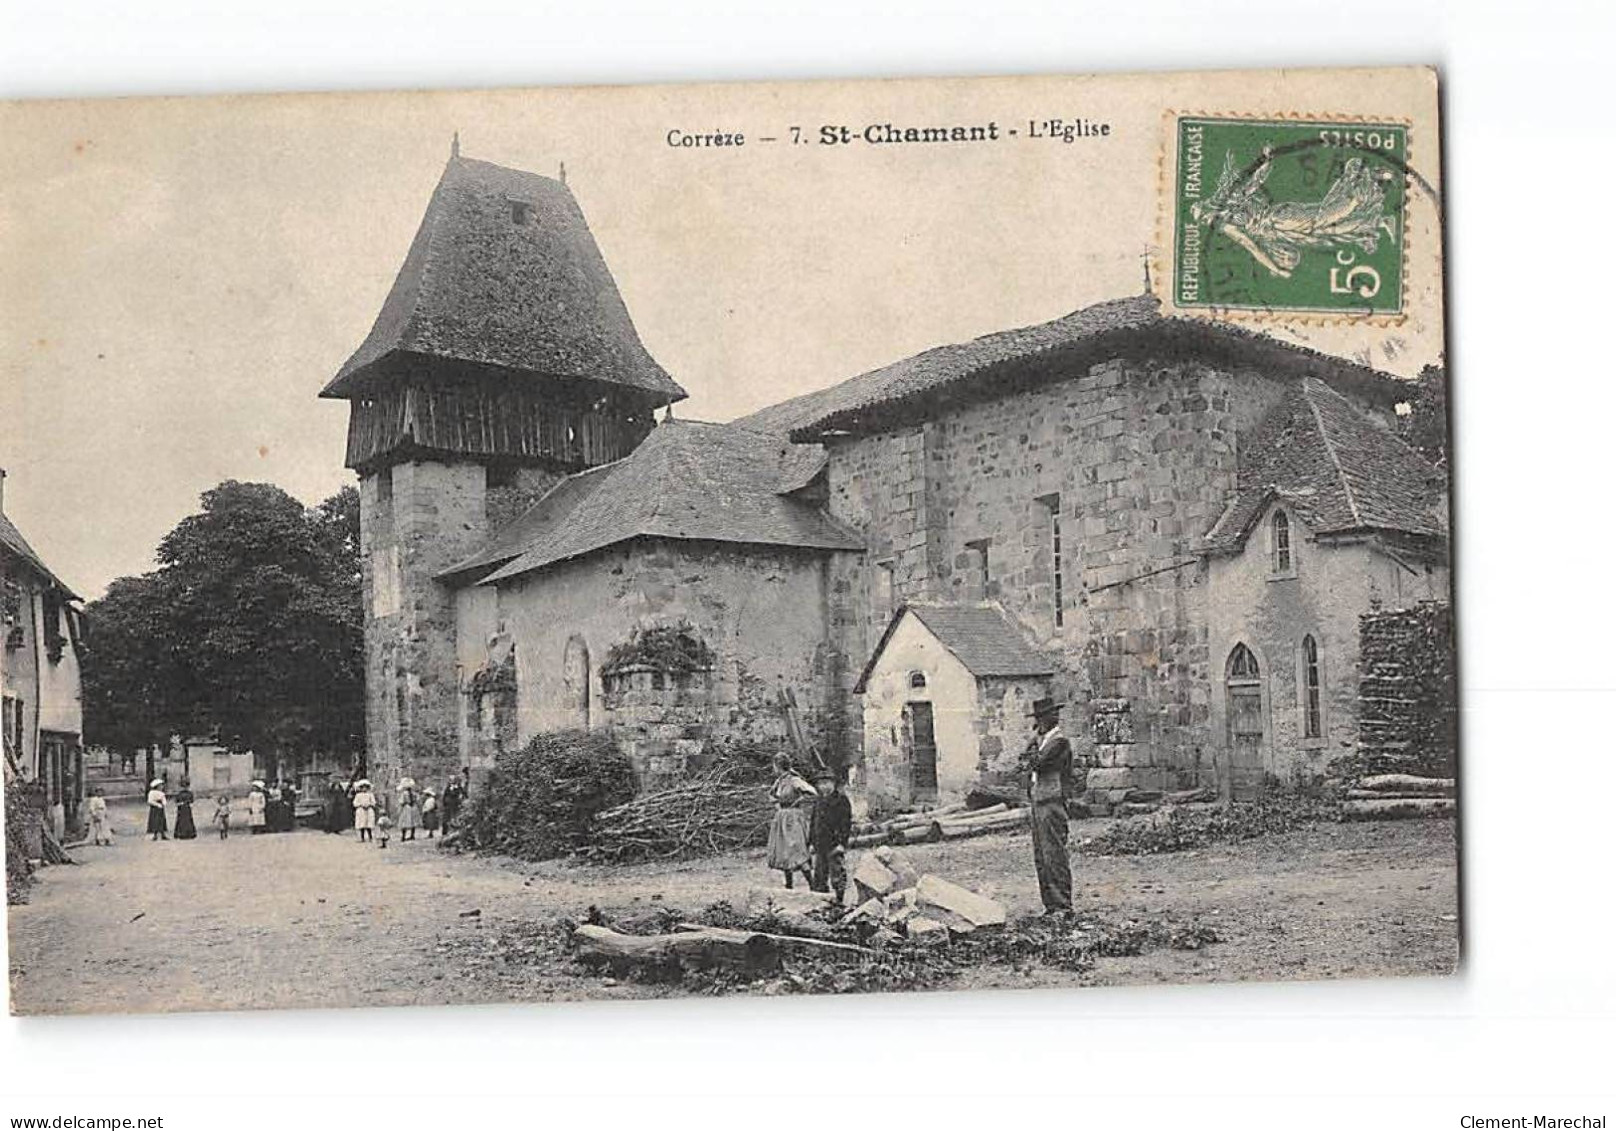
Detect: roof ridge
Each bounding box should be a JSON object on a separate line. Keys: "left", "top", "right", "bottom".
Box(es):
{"left": 1302, "top": 377, "right": 1362, "bottom": 527}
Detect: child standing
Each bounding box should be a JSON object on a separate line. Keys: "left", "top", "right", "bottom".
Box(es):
{"left": 213, "top": 794, "right": 232, "bottom": 840}
{"left": 421, "top": 788, "right": 439, "bottom": 838}
{"left": 87, "top": 788, "right": 111, "bottom": 846}
{"left": 351, "top": 779, "right": 377, "bottom": 842}
{"left": 376, "top": 814, "right": 392, "bottom": 849}
{"left": 145, "top": 779, "right": 169, "bottom": 842}
{"left": 807, "top": 767, "right": 853, "bottom": 905}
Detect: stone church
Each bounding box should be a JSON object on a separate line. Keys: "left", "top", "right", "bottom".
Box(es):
{"left": 321, "top": 149, "right": 1450, "bottom": 813}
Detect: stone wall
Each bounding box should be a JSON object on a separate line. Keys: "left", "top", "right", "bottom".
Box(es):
{"left": 361, "top": 460, "right": 563, "bottom": 803}
{"left": 1357, "top": 601, "right": 1457, "bottom": 778}
{"left": 823, "top": 352, "right": 1333, "bottom": 791}
{"left": 470, "top": 539, "right": 842, "bottom": 787}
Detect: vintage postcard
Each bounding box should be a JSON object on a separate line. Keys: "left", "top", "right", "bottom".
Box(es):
{"left": 2, "top": 66, "right": 1456, "bottom": 1016}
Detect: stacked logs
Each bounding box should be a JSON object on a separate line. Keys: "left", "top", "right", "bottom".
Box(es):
{"left": 849, "top": 801, "right": 1030, "bottom": 848}
{"left": 1341, "top": 774, "right": 1457, "bottom": 821}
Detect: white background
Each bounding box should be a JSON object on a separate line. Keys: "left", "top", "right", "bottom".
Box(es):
{"left": 3, "top": 1, "right": 1614, "bottom": 1126}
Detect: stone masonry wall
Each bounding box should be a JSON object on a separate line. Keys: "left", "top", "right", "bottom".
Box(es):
{"left": 360, "top": 460, "right": 562, "bottom": 807}
{"left": 483, "top": 539, "right": 843, "bottom": 787}
{"left": 824, "top": 353, "right": 1350, "bottom": 792}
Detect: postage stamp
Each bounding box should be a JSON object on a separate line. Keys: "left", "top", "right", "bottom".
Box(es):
{"left": 1171, "top": 116, "right": 1409, "bottom": 316}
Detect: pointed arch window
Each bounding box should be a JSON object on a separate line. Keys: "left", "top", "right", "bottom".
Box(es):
{"left": 1302, "top": 634, "right": 1323, "bottom": 739}
{"left": 1271, "top": 509, "right": 1293, "bottom": 574}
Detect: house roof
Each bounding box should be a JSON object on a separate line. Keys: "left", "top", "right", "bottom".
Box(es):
{"left": 736, "top": 294, "right": 1409, "bottom": 440}
{"left": 0, "top": 512, "right": 80, "bottom": 602}
{"left": 451, "top": 420, "right": 864, "bottom": 585}
{"left": 1202, "top": 377, "right": 1447, "bottom": 554}
{"left": 854, "top": 603, "right": 1053, "bottom": 693}
{"left": 321, "top": 154, "right": 685, "bottom": 404}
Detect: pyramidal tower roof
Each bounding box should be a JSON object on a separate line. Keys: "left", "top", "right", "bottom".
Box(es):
{"left": 321, "top": 149, "right": 686, "bottom": 403}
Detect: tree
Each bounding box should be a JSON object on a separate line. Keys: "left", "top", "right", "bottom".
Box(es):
{"left": 1400, "top": 363, "right": 1449, "bottom": 469}
{"left": 82, "top": 481, "right": 364, "bottom": 771}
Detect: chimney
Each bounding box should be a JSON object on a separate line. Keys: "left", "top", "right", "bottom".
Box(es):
{"left": 0, "top": 466, "right": 7, "bottom": 514}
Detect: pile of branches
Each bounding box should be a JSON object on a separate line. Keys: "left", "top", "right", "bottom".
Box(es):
{"left": 1085, "top": 793, "right": 1342, "bottom": 857}
{"left": 6, "top": 772, "right": 37, "bottom": 904}
{"left": 580, "top": 758, "right": 775, "bottom": 865}
{"left": 557, "top": 899, "right": 1219, "bottom": 996}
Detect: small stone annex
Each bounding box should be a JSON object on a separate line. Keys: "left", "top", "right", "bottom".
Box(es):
{"left": 322, "top": 149, "right": 1451, "bottom": 813}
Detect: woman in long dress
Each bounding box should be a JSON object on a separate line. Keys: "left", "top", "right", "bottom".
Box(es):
{"left": 765, "top": 753, "right": 816, "bottom": 888}
{"left": 145, "top": 779, "right": 168, "bottom": 841}
{"left": 397, "top": 779, "right": 420, "bottom": 842}
{"left": 351, "top": 779, "right": 377, "bottom": 843}
{"left": 172, "top": 780, "right": 197, "bottom": 840}
{"left": 246, "top": 781, "right": 268, "bottom": 834}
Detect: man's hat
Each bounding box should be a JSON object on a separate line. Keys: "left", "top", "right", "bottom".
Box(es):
{"left": 1029, "top": 697, "right": 1062, "bottom": 719}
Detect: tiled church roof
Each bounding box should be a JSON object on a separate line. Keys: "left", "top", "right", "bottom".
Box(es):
{"left": 1202, "top": 377, "right": 1447, "bottom": 552}
{"left": 448, "top": 420, "right": 862, "bottom": 584}
{"left": 737, "top": 294, "right": 1409, "bottom": 439}
{"left": 854, "top": 603, "right": 1052, "bottom": 693}
{"left": 322, "top": 154, "right": 685, "bottom": 403}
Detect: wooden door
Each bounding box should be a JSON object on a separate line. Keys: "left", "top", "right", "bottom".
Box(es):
{"left": 905, "top": 701, "right": 938, "bottom": 803}
{"left": 1226, "top": 645, "right": 1265, "bottom": 798}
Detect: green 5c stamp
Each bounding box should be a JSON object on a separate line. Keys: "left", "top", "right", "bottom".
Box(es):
{"left": 1173, "top": 116, "right": 1407, "bottom": 315}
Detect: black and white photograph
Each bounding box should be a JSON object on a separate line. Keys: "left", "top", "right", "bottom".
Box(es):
{"left": 1, "top": 9, "right": 1613, "bottom": 1125}
{"left": 3, "top": 66, "right": 1459, "bottom": 1015}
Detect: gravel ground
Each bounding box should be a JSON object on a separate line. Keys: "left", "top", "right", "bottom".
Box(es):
{"left": 6, "top": 798, "right": 1459, "bottom": 1015}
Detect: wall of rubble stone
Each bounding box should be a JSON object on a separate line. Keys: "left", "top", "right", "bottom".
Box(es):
{"left": 1356, "top": 601, "right": 1457, "bottom": 777}
{"left": 824, "top": 352, "right": 1346, "bottom": 792}
{"left": 466, "top": 539, "right": 844, "bottom": 787}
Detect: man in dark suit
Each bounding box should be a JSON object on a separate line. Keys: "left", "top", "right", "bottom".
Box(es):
{"left": 1022, "top": 697, "right": 1074, "bottom": 915}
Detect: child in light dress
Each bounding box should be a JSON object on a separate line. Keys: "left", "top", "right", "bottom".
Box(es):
{"left": 213, "top": 794, "right": 232, "bottom": 840}
{"left": 87, "top": 789, "right": 111, "bottom": 846}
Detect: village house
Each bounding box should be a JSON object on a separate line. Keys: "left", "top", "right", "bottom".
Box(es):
{"left": 1, "top": 469, "right": 87, "bottom": 838}
{"left": 323, "top": 149, "right": 1450, "bottom": 811}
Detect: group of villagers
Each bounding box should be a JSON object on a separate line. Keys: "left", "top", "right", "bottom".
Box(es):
{"left": 109, "top": 770, "right": 468, "bottom": 847}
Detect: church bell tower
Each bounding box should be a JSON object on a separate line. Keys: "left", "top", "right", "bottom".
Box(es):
{"left": 320, "top": 144, "right": 685, "bottom": 800}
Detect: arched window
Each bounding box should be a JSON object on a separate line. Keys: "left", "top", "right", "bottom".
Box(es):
{"left": 562, "top": 636, "right": 591, "bottom": 729}
{"left": 1302, "top": 635, "right": 1323, "bottom": 739}
{"left": 908, "top": 670, "right": 927, "bottom": 691}
{"left": 1271, "top": 510, "right": 1292, "bottom": 574}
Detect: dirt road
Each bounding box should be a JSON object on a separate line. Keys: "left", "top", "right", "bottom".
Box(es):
{"left": 7, "top": 799, "right": 1459, "bottom": 1015}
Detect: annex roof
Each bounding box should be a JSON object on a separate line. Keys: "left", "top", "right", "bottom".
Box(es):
{"left": 450, "top": 420, "right": 863, "bottom": 585}
{"left": 736, "top": 294, "right": 1409, "bottom": 440}
{"left": 854, "top": 603, "right": 1053, "bottom": 693}
{"left": 321, "top": 153, "right": 685, "bottom": 404}
{"left": 0, "top": 512, "right": 80, "bottom": 602}
{"left": 1202, "top": 377, "right": 1447, "bottom": 554}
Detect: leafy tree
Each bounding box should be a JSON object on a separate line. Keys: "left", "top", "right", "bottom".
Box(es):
{"left": 1401, "top": 363, "right": 1449, "bottom": 469}
{"left": 82, "top": 481, "right": 364, "bottom": 771}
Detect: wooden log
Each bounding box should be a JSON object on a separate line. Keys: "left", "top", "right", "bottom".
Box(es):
{"left": 675, "top": 922, "right": 875, "bottom": 960}
{"left": 944, "top": 804, "right": 1015, "bottom": 825}
{"left": 934, "top": 809, "right": 1031, "bottom": 840}
{"left": 1342, "top": 797, "right": 1456, "bottom": 822}
{"left": 1356, "top": 774, "right": 1456, "bottom": 796}
{"left": 573, "top": 924, "right": 781, "bottom": 974}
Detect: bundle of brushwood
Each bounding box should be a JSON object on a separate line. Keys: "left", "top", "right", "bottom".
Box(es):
{"left": 581, "top": 759, "right": 775, "bottom": 864}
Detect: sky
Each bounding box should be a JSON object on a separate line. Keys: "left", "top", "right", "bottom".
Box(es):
{"left": 0, "top": 70, "right": 1443, "bottom": 600}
